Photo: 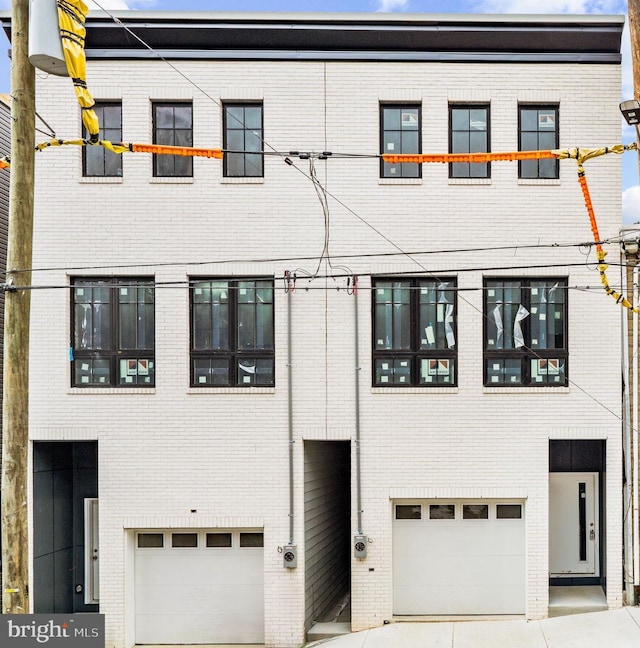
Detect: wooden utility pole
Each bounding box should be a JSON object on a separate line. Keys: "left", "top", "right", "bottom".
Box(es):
{"left": 630, "top": 0, "right": 640, "bottom": 100}
{"left": 1, "top": 0, "right": 35, "bottom": 614}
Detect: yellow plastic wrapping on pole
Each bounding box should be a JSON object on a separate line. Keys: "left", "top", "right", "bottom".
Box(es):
{"left": 57, "top": 0, "right": 99, "bottom": 141}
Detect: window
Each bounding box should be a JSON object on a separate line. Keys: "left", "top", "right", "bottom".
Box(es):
{"left": 519, "top": 105, "right": 559, "bottom": 179}
{"left": 206, "top": 533, "right": 232, "bottom": 547}
{"left": 190, "top": 278, "right": 274, "bottom": 387}
{"left": 396, "top": 505, "right": 422, "bottom": 520}
{"left": 240, "top": 533, "right": 264, "bottom": 548}
{"left": 83, "top": 102, "right": 122, "bottom": 177}
{"left": 223, "top": 103, "right": 263, "bottom": 177}
{"left": 152, "top": 102, "right": 193, "bottom": 177}
{"left": 429, "top": 504, "right": 455, "bottom": 520}
{"left": 463, "top": 504, "right": 489, "bottom": 519}
{"left": 373, "top": 278, "right": 456, "bottom": 386}
{"left": 137, "top": 533, "right": 163, "bottom": 548}
{"left": 484, "top": 278, "right": 567, "bottom": 386}
{"left": 380, "top": 104, "right": 421, "bottom": 178}
{"left": 172, "top": 533, "right": 198, "bottom": 548}
{"left": 449, "top": 104, "right": 490, "bottom": 178}
{"left": 72, "top": 278, "right": 155, "bottom": 387}
{"left": 497, "top": 504, "right": 522, "bottom": 519}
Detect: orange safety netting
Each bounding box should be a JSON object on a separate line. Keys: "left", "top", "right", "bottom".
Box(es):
{"left": 130, "top": 143, "right": 223, "bottom": 159}
{"left": 33, "top": 139, "right": 224, "bottom": 159}
{"left": 382, "top": 150, "right": 558, "bottom": 164}
{"left": 3, "top": 135, "right": 639, "bottom": 311}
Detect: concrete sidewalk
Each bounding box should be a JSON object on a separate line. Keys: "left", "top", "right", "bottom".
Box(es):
{"left": 307, "top": 607, "right": 640, "bottom": 648}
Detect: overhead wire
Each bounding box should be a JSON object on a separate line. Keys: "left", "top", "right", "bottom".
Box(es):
{"left": 9, "top": 2, "right": 634, "bottom": 426}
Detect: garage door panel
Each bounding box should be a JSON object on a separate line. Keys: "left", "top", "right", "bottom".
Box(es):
{"left": 393, "top": 500, "right": 525, "bottom": 616}
{"left": 136, "top": 584, "right": 264, "bottom": 619}
{"left": 135, "top": 530, "right": 264, "bottom": 644}
{"left": 394, "top": 584, "right": 525, "bottom": 615}
{"left": 136, "top": 553, "right": 263, "bottom": 586}
{"left": 136, "top": 610, "right": 264, "bottom": 645}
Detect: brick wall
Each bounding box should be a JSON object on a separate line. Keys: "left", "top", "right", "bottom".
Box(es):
{"left": 28, "top": 57, "right": 622, "bottom": 646}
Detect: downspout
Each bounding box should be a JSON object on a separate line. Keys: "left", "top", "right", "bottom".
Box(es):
{"left": 623, "top": 259, "right": 635, "bottom": 604}
{"left": 354, "top": 286, "right": 363, "bottom": 535}
{"left": 288, "top": 286, "right": 294, "bottom": 545}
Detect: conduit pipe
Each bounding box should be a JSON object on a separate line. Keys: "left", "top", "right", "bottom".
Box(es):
{"left": 354, "top": 288, "right": 363, "bottom": 535}
{"left": 288, "top": 287, "right": 295, "bottom": 545}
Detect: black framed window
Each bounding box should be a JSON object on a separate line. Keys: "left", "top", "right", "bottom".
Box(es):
{"left": 72, "top": 278, "right": 155, "bottom": 387}
{"left": 223, "top": 103, "right": 264, "bottom": 177}
{"left": 449, "top": 104, "right": 490, "bottom": 178}
{"left": 191, "top": 278, "right": 274, "bottom": 387}
{"left": 83, "top": 102, "right": 122, "bottom": 177}
{"left": 373, "top": 278, "right": 456, "bottom": 387}
{"left": 152, "top": 102, "right": 193, "bottom": 177}
{"left": 519, "top": 105, "right": 559, "bottom": 179}
{"left": 380, "top": 104, "right": 421, "bottom": 178}
{"left": 484, "top": 278, "right": 567, "bottom": 386}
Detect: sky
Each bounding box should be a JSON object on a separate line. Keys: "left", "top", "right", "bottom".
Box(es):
{"left": 0, "top": 0, "right": 637, "bottom": 222}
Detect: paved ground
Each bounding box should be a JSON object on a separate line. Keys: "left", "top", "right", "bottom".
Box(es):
{"left": 307, "top": 607, "right": 640, "bottom": 648}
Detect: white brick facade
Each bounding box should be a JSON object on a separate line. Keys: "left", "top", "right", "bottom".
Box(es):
{"left": 22, "top": 12, "right": 624, "bottom": 648}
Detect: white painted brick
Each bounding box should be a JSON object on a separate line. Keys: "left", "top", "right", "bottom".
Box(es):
{"left": 27, "top": 49, "right": 623, "bottom": 648}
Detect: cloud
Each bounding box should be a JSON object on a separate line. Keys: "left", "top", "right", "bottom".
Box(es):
{"left": 86, "top": 0, "right": 157, "bottom": 9}
{"left": 376, "top": 0, "right": 409, "bottom": 11}
{"left": 623, "top": 185, "right": 640, "bottom": 224}
{"left": 86, "top": 0, "right": 131, "bottom": 8}
{"left": 475, "top": 1, "right": 625, "bottom": 13}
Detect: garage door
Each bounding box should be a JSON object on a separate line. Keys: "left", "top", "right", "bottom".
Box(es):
{"left": 393, "top": 500, "right": 525, "bottom": 615}
{"left": 135, "top": 529, "right": 264, "bottom": 644}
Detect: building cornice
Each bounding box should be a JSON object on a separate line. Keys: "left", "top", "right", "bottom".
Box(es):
{"left": 0, "top": 11, "right": 624, "bottom": 64}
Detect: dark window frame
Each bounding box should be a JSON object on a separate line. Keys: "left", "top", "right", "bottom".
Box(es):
{"left": 449, "top": 103, "right": 490, "bottom": 179}
{"left": 223, "top": 102, "right": 264, "bottom": 178}
{"left": 518, "top": 104, "right": 560, "bottom": 179}
{"left": 82, "top": 101, "right": 122, "bottom": 177}
{"left": 190, "top": 277, "right": 275, "bottom": 387}
{"left": 483, "top": 277, "right": 568, "bottom": 387}
{"left": 380, "top": 103, "right": 422, "bottom": 179}
{"left": 71, "top": 277, "right": 155, "bottom": 388}
{"left": 152, "top": 101, "right": 193, "bottom": 178}
{"left": 372, "top": 277, "right": 457, "bottom": 387}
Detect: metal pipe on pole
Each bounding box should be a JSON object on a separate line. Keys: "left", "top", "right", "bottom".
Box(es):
{"left": 1, "top": 0, "right": 35, "bottom": 614}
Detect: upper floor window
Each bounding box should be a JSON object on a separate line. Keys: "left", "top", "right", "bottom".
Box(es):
{"left": 380, "top": 104, "right": 421, "bottom": 178}
{"left": 72, "top": 278, "right": 155, "bottom": 387}
{"left": 373, "top": 278, "right": 457, "bottom": 386}
{"left": 83, "top": 102, "right": 122, "bottom": 177}
{"left": 484, "top": 278, "right": 567, "bottom": 386}
{"left": 449, "top": 104, "right": 490, "bottom": 178}
{"left": 152, "top": 102, "right": 193, "bottom": 177}
{"left": 223, "top": 103, "right": 264, "bottom": 177}
{"left": 190, "top": 278, "right": 274, "bottom": 387}
{"left": 519, "top": 105, "right": 559, "bottom": 179}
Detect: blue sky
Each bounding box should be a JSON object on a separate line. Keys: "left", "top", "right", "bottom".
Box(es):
{"left": 0, "top": 0, "right": 637, "bottom": 221}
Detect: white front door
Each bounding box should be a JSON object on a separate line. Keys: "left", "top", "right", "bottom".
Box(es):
{"left": 549, "top": 472, "right": 598, "bottom": 576}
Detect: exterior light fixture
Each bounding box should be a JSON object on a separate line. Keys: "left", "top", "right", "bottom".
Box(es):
{"left": 620, "top": 100, "right": 640, "bottom": 126}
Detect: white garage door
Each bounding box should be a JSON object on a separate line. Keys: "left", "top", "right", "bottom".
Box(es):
{"left": 393, "top": 500, "right": 525, "bottom": 615}
{"left": 135, "top": 529, "right": 264, "bottom": 644}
